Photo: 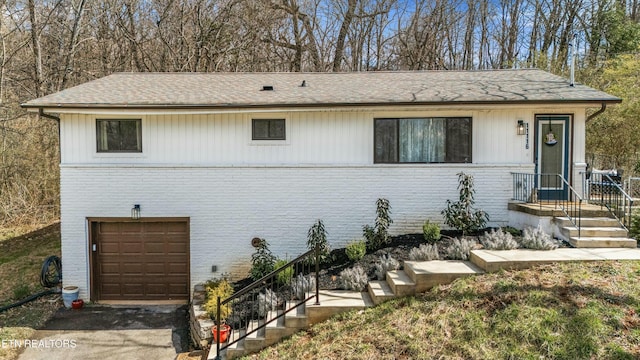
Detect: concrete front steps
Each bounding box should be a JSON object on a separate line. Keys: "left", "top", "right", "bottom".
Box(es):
{"left": 554, "top": 216, "right": 637, "bottom": 248}
{"left": 208, "top": 246, "right": 640, "bottom": 359}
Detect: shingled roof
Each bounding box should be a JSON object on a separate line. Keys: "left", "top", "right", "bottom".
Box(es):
{"left": 22, "top": 69, "right": 620, "bottom": 110}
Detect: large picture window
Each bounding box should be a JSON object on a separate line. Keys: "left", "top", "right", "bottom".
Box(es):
{"left": 252, "top": 119, "right": 286, "bottom": 140}
{"left": 374, "top": 117, "right": 471, "bottom": 163}
{"left": 96, "top": 119, "right": 142, "bottom": 152}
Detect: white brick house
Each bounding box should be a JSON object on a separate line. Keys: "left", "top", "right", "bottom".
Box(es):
{"left": 22, "top": 70, "right": 620, "bottom": 302}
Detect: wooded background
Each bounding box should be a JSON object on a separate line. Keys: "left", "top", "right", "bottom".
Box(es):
{"left": 1, "top": 0, "right": 639, "bottom": 227}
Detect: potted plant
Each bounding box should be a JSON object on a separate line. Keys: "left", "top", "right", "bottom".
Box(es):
{"left": 203, "top": 279, "right": 234, "bottom": 343}
{"left": 212, "top": 321, "right": 231, "bottom": 343}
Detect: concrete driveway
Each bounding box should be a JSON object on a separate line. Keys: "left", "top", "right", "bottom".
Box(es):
{"left": 17, "top": 305, "right": 192, "bottom": 360}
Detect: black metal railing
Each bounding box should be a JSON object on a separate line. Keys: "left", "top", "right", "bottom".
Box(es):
{"left": 213, "top": 245, "right": 320, "bottom": 359}
{"left": 583, "top": 172, "right": 634, "bottom": 229}
{"left": 511, "top": 172, "right": 583, "bottom": 237}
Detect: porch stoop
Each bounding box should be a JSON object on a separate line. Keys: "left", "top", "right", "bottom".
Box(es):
{"left": 207, "top": 247, "right": 640, "bottom": 359}
{"left": 554, "top": 217, "right": 637, "bottom": 248}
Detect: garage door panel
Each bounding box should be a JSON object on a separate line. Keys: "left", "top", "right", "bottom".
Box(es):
{"left": 120, "top": 262, "right": 144, "bottom": 275}
{"left": 145, "top": 262, "right": 166, "bottom": 275}
{"left": 100, "top": 263, "right": 121, "bottom": 275}
{"left": 100, "top": 243, "right": 120, "bottom": 254}
{"left": 144, "top": 242, "right": 165, "bottom": 254}
{"left": 98, "top": 222, "right": 121, "bottom": 234}
{"left": 168, "top": 262, "right": 188, "bottom": 274}
{"left": 164, "top": 222, "right": 188, "bottom": 233}
{"left": 93, "top": 220, "right": 189, "bottom": 301}
{"left": 167, "top": 242, "right": 187, "bottom": 254}
{"left": 121, "top": 242, "right": 144, "bottom": 255}
{"left": 120, "top": 222, "right": 144, "bottom": 233}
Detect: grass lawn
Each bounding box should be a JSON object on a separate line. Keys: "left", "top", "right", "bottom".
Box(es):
{"left": 249, "top": 261, "right": 640, "bottom": 360}
{"left": 0, "top": 223, "right": 62, "bottom": 360}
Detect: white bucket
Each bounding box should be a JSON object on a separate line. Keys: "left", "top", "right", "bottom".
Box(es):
{"left": 62, "top": 286, "right": 79, "bottom": 308}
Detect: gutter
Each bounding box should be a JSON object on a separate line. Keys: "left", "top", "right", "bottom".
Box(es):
{"left": 586, "top": 102, "right": 607, "bottom": 123}
{"left": 37, "top": 108, "right": 61, "bottom": 163}
{"left": 21, "top": 98, "right": 623, "bottom": 112}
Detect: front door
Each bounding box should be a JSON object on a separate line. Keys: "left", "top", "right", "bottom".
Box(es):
{"left": 535, "top": 115, "right": 570, "bottom": 200}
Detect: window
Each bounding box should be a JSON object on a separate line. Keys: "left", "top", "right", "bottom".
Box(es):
{"left": 374, "top": 117, "right": 471, "bottom": 163}
{"left": 252, "top": 119, "right": 285, "bottom": 140}
{"left": 96, "top": 119, "right": 142, "bottom": 152}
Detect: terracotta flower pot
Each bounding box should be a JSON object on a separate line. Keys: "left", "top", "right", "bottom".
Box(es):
{"left": 212, "top": 324, "right": 231, "bottom": 343}
{"left": 71, "top": 299, "right": 84, "bottom": 309}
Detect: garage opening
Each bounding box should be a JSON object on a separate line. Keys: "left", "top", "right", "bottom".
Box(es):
{"left": 89, "top": 218, "right": 190, "bottom": 301}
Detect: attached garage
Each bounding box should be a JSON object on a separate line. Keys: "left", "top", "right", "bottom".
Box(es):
{"left": 89, "top": 218, "right": 190, "bottom": 302}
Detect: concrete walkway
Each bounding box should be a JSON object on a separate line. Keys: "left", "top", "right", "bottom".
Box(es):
{"left": 17, "top": 305, "right": 190, "bottom": 360}
{"left": 471, "top": 247, "right": 640, "bottom": 272}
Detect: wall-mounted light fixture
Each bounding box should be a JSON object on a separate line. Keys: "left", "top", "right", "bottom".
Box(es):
{"left": 517, "top": 120, "right": 526, "bottom": 135}
{"left": 131, "top": 204, "right": 141, "bottom": 220}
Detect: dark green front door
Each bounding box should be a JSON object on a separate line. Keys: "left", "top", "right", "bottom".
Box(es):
{"left": 535, "top": 115, "right": 570, "bottom": 200}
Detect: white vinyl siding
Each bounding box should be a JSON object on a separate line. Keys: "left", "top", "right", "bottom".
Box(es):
{"left": 59, "top": 107, "right": 584, "bottom": 166}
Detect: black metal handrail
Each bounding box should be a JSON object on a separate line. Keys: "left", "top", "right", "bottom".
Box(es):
{"left": 213, "top": 245, "right": 320, "bottom": 359}
{"left": 511, "top": 172, "right": 583, "bottom": 237}
{"left": 584, "top": 172, "right": 634, "bottom": 229}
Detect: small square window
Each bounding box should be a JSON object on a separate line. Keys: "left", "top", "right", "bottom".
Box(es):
{"left": 96, "top": 119, "right": 142, "bottom": 152}
{"left": 252, "top": 119, "right": 285, "bottom": 140}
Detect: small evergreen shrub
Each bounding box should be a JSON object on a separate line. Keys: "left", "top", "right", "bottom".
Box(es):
{"left": 307, "top": 220, "right": 330, "bottom": 264}
{"left": 629, "top": 209, "right": 640, "bottom": 239}
{"left": 292, "top": 274, "right": 316, "bottom": 300}
{"left": 501, "top": 226, "right": 523, "bottom": 237}
{"left": 345, "top": 239, "right": 367, "bottom": 261}
{"left": 203, "top": 279, "right": 234, "bottom": 321}
{"left": 338, "top": 265, "right": 369, "bottom": 291}
{"left": 363, "top": 198, "right": 393, "bottom": 251}
{"left": 482, "top": 228, "right": 519, "bottom": 250}
{"left": 445, "top": 237, "right": 476, "bottom": 260}
{"left": 250, "top": 239, "right": 276, "bottom": 280}
{"left": 520, "top": 225, "right": 558, "bottom": 250}
{"left": 274, "top": 259, "right": 293, "bottom": 285}
{"left": 408, "top": 244, "right": 440, "bottom": 261}
{"left": 256, "top": 289, "right": 280, "bottom": 318}
{"left": 441, "top": 172, "right": 489, "bottom": 235}
{"left": 422, "top": 220, "right": 441, "bottom": 244}
{"left": 374, "top": 253, "right": 400, "bottom": 280}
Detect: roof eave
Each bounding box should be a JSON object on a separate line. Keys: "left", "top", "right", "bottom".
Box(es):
{"left": 21, "top": 98, "right": 622, "bottom": 111}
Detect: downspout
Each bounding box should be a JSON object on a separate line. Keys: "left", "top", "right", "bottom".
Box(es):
{"left": 38, "top": 108, "right": 61, "bottom": 163}
{"left": 586, "top": 102, "right": 606, "bottom": 123}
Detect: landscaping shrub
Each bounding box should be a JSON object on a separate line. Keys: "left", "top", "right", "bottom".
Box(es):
{"left": 250, "top": 238, "right": 276, "bottom": 280}
{"left": 307, "top": 219, "right": 330, "bottom": 264}
{"left": 374, "top": 253, "right": 400, "bottom": 280}
{"left": 203, "top": 279, "right": 234, "bottom": 321}
{"left": 256, "top": 289, "right": 281, "bottom": 318}
{"left": 338, "top": 265, "right": 369, "bottom": 291}
{"left": 408, "top": 244, "right": 440, "bottom": 261}
{"left": 445, "top": 237, "right": 476, "bottom": 260}
{"left": 441, "top": 172, "right": 489, "bottom": 235}
{"left": 345, "top": 239, "right": 366, "bottom": 261}
{"left": 520, "top": 225, "right": 558, "bottom": 250}
{"left": 274, "top": 259, "right": 293, "bottom": 285}
{"left": 630, "top": 209, "right": 640, "bottom": 239}
{"left": 292, "top": 274, "right": 316, "bottom": 300}
{"left": 501, "top": 226, "right": 523, "bottom": 237}
{"left": 363, "top": 198, "right": 393, "bottom": 251}
{"left": 422, "top": 220, "right": 441, "bottom": 244}
{"left": 481, "top": 228, "right": 519, "bottom": 250}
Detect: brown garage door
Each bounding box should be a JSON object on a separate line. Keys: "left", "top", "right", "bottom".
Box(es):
{"left": 91, "top": 219, "right": 189, "bottom": 301}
